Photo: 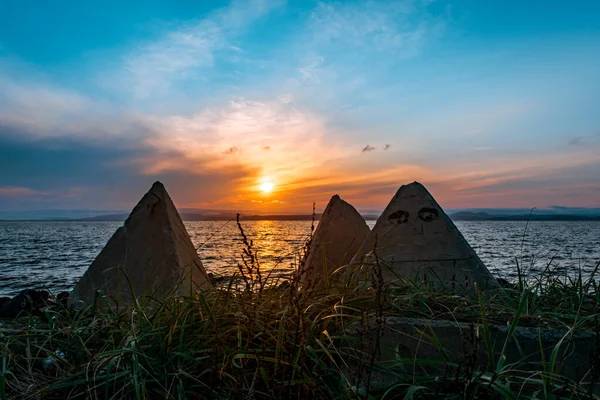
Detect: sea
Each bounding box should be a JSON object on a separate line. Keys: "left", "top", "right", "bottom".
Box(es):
{"left": 0, "top": 220, "right": 599, "bottom": 296}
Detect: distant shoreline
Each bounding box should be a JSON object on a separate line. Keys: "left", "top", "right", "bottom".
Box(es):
{"left": 449, "top": 211, "right": 600, "bottom": 222}
{"left": 2, "top": 213, "right": 600, "bottom": 222}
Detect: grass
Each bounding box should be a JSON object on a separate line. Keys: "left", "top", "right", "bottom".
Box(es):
{"left": 0, "top": 218, "right": 599, "bottom": 399}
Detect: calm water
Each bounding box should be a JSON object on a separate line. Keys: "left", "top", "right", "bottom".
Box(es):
{"left": 0, "top": 220, "right": 599, "bottom": 296}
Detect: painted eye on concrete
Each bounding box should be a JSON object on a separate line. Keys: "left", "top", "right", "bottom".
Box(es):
{"left": 388, "top": 210, "right": 409, "bottom": 224}
{"left": 418, "top": 207, "right": 439, "bottom": 222}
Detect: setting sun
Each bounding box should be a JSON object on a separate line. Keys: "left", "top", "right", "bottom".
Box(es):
{"left": 260, "top": 181, "right": 274, "bottom": 193}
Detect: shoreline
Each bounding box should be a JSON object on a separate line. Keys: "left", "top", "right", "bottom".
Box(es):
{"left": 3, "top": 215, "right": 600, "bottom": 222}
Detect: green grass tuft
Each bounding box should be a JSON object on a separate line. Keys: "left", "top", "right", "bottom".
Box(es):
{"left": 0, "top": 223, "right": 598, "bottom": 399}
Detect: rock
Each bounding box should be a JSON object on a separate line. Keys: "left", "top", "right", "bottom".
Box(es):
{"left": 345, "top": 316, "right": 598, "bottom": 395}
{"left": 0, "top": 297, "right": 10, "bottom": 308}
{"left": 297, "top": 195, "right": 370, "bottom": 288}
{"left": 350, "top": 182, "right": 498, "bottom": 290}
{"left": 69, "top": 181, "right": 212, "bottom": 307}
{"left": 0, "top": 289, "right": 50, "bottom": 318}
{"left": 207, "top": 273, "right": 217, "bottom": 286}
{"left": 56, "top": 291, "right": 70, "bottom": 306}
{"left": 497, "top": 277, "right": 518, "bottom": 289}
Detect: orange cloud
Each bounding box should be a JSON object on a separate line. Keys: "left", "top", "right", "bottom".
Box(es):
{"left": 133, "top": 97, "right": 360, "bottom": 209}
{"left": 0, "top": 186, "right": 46, "bottom": 198}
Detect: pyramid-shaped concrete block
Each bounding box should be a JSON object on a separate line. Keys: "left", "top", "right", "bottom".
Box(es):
{"left": 70, "top": 182, "right": 212, "bottom": 306}
{"left": 351, "top": 182, "right": 498, "bottom": 290}
{"left": 298, "top": 195, "right": 370, "bottom": 288}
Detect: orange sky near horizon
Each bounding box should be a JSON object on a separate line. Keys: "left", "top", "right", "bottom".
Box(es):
{"left": 161, "top": 140, "right": 600, "bottom": 214}
{"left": 116, "top": 98, "right": 599, "bottom": 214}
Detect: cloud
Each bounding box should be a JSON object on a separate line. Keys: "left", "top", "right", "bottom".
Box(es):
{"left": 141, "top": 97, "right": 351, "bottom": 181}
{"left": 309, "top": 0, "right": 443, "bottom": 55}
{"left": 0, "top": 186, "right": 46, "bottom": 198}
{"left": 424, "top": 148, "right": 600, "bottom": 208}
{"left": 116, "top": 0, "right": 284, "bottom": 98}
{"left": 2, "top": 1, "right": 600, "bottom": 212}
{"left": 0, "top": 0, "right": 450, "bottom": 211}
{"left": 568, "top": 137, "right": 583, "bottom": 145}
{"left": 251, "top": 199, "right": 287, "bottom": 204}
{"left": 0, "top": 79, "right": 87, "bottom": 133}
{"left": 270, "top": 0, "right": 449, "bottom": 132}
{"left": 0, "top": 77, "right": 148, "bottom": 144}
{"left": 0, "top": 69, "right": 353, "bottom": 210}
{"left": 270, "top": 163, "right": 437, "bottom": 211}
{"left": 297, "top": 57, "right": 324, "bottom": 84}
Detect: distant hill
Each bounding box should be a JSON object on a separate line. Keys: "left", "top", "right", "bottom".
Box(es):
{"left": 80, "top": 212, "right": 322, "bottom": 221}
{"left": 79, "top": 212, "right": 381, "bottom": 221}
{"left": 81, "top": 213, "right": 129, "bottom": 221}
{"left": 2, "top": 207, "right": 598, "bottom": 222}
{"left": 450, "top": 211, "right": 600, "bottom": 221}
{"left": 0, "top": 209, "right": 126, "bottom": 221}
{"left": 82, "top": 210, "right": 600, "bottom": 222}
{"left": 77, "top": 211, "right": 384, "bottom": 222}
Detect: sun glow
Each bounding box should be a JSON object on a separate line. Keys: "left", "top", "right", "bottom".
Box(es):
{"left": 260, "top": 181, "right": 274, "bottom": 193}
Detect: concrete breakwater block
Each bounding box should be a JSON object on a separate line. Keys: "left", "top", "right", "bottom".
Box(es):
{"left": 69, "top": 182, "right": 212, "bottom": 307}
{"left": 351, "top": 182, "right": 498, "bottom": 290}
{"left": 345, "top": 316, "right": 599, "bottom": 394}
{"left": 298, "top": 195, "right": 370, "bottom": 288}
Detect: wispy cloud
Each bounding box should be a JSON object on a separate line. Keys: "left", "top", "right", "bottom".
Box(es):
{"left": 568, "top": 137, "right": 583, "bottom": 145}
{"left": 296, "top": 57, "right": 324, "bottom": 84}
{"left": 225, "top": 146, "right": 240, "bottom": 154}
{"left": 0, "top": 186, "right": 86, "bottom": 201}
{"left": 0, "top": 78, "right": 90, "bottom": 134}
{"left": 276, "top": 0, "right": 448, "bottom": 128}
{"left": 0, "top": 186, "right": 46, "bottom": 198}
{"left": 140, "top": 97, "right": 352, "bottom": 185}
{"left": 0, "top": 77, "right": 147, "bottom": 143}
{"left": 117, "top": 0, "right": 284, "bottom": 98}
{"left": 309, "top": 0, "right": 443, "bottom": 55}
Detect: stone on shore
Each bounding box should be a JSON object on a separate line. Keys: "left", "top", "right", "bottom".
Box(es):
{"left": 351, "top": 182, "right": 498, "bottom": 290}
{"left": 0, "top": 289, "right": 51, "bottom": 318}
{"left": 298, "top": 195, "right": 370, "bottom": 288}
{"left": 69, "top": 181, "right": 211, "bottom": 307}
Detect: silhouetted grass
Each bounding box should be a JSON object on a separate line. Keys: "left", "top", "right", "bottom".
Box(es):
{"left": 0, "top": 221, "right": 598, "bottom": 399}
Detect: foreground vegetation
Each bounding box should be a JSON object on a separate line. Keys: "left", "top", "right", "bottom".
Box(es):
{"left": 1, "top": 222, "right": 599, "bottom": 399}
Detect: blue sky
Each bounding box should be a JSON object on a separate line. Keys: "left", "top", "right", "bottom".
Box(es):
{"left": 1, "top": 0, "right": 599, "bottom": 214}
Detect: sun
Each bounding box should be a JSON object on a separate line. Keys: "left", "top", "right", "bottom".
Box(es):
{"left": 260, "top": 181, "right": 274, "bottom": 193}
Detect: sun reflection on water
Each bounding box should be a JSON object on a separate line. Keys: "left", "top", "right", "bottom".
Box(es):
{"left": 188, "top": 220, "right": 314, "bottom": 279}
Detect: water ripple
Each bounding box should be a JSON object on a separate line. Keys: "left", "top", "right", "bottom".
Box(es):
{"left": 0, "top": 220, "right": 598, "bottom": 296}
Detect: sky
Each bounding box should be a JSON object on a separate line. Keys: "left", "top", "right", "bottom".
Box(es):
{"left": 1, "top": 0, "right": 599, "bottom": 215}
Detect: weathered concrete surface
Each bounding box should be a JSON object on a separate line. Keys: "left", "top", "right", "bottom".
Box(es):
{"left": 346, "top": 317, "right": 599, "bottom": 394}
{"left": 69, "top": 182, "right": 211, "bottom": 306}
{"left": 350, "top": 182, "right": 498, "bottom": 290}
{"left": 298, "top": 195, "right": 370, "bottom": 288}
